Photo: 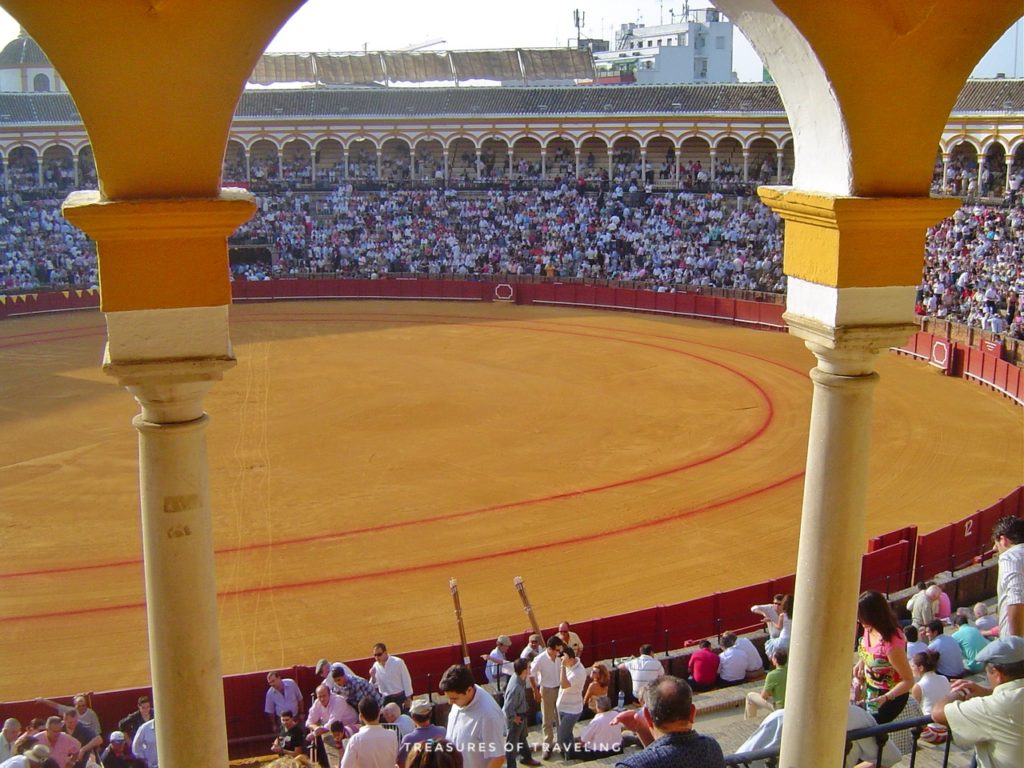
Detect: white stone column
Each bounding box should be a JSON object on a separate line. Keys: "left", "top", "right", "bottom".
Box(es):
{"left": 107, "top": 358, "right": 234, "bottom": 768}
{"left": 475, "top": 149, "right": 482, "bottom": 179}
{"left": 574, "top": 149, "right": 581, "bottom": 179}
{"left": 640, "top": 149, "right": 647, "bottom": 182}
{"left": 507, "top": 148, "right": 514, "bottom": 178}
{"left": 776, "top": 150, "right": 784, "bottom": 183}
{"left": 976, "top": 152, "right": 985, "bottom": 196}
{"left": 540, "top": 146, "right": 546, "bottom": 179}
{"left": 709, "top": 148, "right": 718, "bottom": 181}
{"left": 941, "top": 153, "right": 951, "bottom": 193}
{"left": 1005, "top": 156, "right": 1014, "bottom": 196}
{"left": 376, "top": 148, "right": 382, "bottom": 179}
{"left": 742, "top": 149, "right": 750, "bottom": 182}
{"left": 343, "top": 150, "right": 349, "bottom": 180}
{"left": 775, "top": 320, "right": 905, "bottom": 768}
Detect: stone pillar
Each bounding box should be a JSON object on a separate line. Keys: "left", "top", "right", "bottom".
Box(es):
{"left": 640, "top": 149, "right": 647, "bottom": 183}
{"left": 976, "top": 152, "right": 985, "bottom": 197}
{"left": 73, "top": 155, "right": 80, "bottom": 187}
{"left": 276, "top": 151, "right": 283, "bottom": 180}
{"left": 540, "top": 146, "right": 546, "bottom": 179}
{"left": 343, "top": 150, "right": 349, "bottom": 180}
{"left": 442, "top": 150, "right": 448, "bottom": 182}
{"left": 574, "top": 149, "right": 581, "bottom": 179}
{"left": 742, "top": 149, "right": 750, "bottom": 182}
{"left": 758, "top": 188, "right": 960, "bottom": 768}
{"left": 244, "top": 149, "right": 251, "bottom": 183}
{"left": 37, "top": 156, "right": 44, "bottom": 187}
{"left": 475, "top": 149, "right": 482, "bottom": 179}
{"left": 62, "top": 190, "right": 255, "bottom": 768}
{"left": 709, "top": 149, "right": 717, "bottom": 181}
{"left": 376, "top": 148, "right": 382, "bottom": 179}
{"left": 776, "top": 150, "right": 784, "bottom": 183}
{"left": 1005, "top": 156, "right": 1014, "bottom": 196}
{"left": 507, "top": 148, "right": 514, "bottom": 178}
{"left": 1, "top": 155, "right": 7, "bottom": 191}
{"left": 674, "top": 144, "right": 681, "bottom": 185}
{"left": 606, "top": 148, "right": 613, "bottom": 179}
{"left": 941, "top": 153, "right": 951, "bottom": 193}
{"left": 311, "top": 149, "right": 317, "bottom": 185}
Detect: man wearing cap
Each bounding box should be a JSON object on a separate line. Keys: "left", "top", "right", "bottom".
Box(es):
{"left": 0, "top": 719, "right": 20, "bottom": 762}
{"left": 368, "top": 643, "right": 413, "bottom": 710}
{"left": 931, "top": 636, "right": 1024, "bottom": 768}
{"left": 397, "top": 699, "right": 445, "bottom": 767}
{"left": 36, "top": 716, "right": 80, "bottom": 768}
{"left": 265, "top": 671, "right": 305, "bottom": 733}
{"left": 519, "top": 635, "right": 542, "bottom": 662}
{"left": 99, "top": 732, "right": 144, "bottom": 768}
{"left": 0, "top": 743, "right": 51, "bottom": 768}
{"left": 991, "top": 516, "right": 1024, "bottom": 639}
{"left": 482, "top": 635, "right": 512, "bottom": 689}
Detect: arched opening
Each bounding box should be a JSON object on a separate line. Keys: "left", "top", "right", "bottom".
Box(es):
{"left": 579, "top": 136, "right": 609, "bottom": 181}
{"left": 222, "top": 140, "right": 247, "bottom": 184}
{"left": 78, "top": 145, "right": 97, "bottom": 189}
{"left": 41, "top": 145, "right": 75, "bottom": 191}
{"left": 945, "top": 139, "right": 978, "bottom": 196}
{"left": 447, "top": 137, "right": 476, "bottom": 182}
{"left": 413, "top": 138, "right": 444, "bottom": 181}
{"left": 511, "top": 137, "right": 542, "bottom": 180}
{"left": 645, "top": 135, "right": 676, "bottom": 183}
{"left": 249, "top": 139, "right": 280, "bottom": 185}
{"left": 544, "top": 136, "right": 575, "bottom": 181}
{"left": 748, "top": 137, "right": 779, "bottom": 184}
{"left": 714, "top": 136, "right": 743, "bottom": 189}
{"left": 315, "top": 138, "right": 344, "bottom": 185}
{"left": 8, "top": 145, "right": 40, "bottom": 190}
{"left": 982, "top": 142, "right": 1006, "bottom": 198}
{"left": 610, "top": 136, "right": 642, "bottom": 186}
{"left": 32, "top": 72, "right": 50, "bottom": 92}
{"left": 479, "top": 137, "right": 509, "bottom": 179}
{"left": 281, "top": 139, "right": 312, "bottom": 186}
{"left": 380, "top": 137, "right": 411, "bottom": 181}
{"left": 780, "top": 139, "right": 795, "bottom": 184}
{"left": 678, "top": 136, "right": 711, "bottom": 189}
{"left": 348, "top": 138, "right": 377, "bottom": 180}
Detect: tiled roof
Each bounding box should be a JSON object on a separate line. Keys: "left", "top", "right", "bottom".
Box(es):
{"left": 234, "top": 83, "right": 786, "bottom": 118}
{"left": 0, "top": 93, "right": 80, "bottom": 122}
{"left": 0, "top": 79, "right": 1018, "bottom": 126}
{"left": 953, "top": 79, "right": 1024, "bottom": 112}
{"left": 0, "top": 34, "right": 50, "bottom": 67}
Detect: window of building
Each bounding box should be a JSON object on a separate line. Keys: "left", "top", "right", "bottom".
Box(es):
{"left": 694, "top": 57, "right": 708, "bottom": 79}
{"left": 33, "top": 73, "right": 50, "bottom": 92}
{"left": 715, "top": 36, "right": 726, "bottom": 50}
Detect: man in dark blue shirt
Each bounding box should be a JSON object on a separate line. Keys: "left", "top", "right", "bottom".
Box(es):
{"left": 615, "top": 675, "right": 724, "bottom": 768}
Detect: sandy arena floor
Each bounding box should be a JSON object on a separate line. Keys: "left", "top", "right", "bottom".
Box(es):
{"left": 0, "top": 300, "right": 1021, "bottom": 701}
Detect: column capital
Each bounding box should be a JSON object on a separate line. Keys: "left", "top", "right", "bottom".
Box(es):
{"left": 758, "top": 187, "right": 959, "bottom": 289}
{"left": 62, "top": 189, "right": 256, "bottom": 312}
{"left": 104, "top": 354, "right": 236, "bottom": 423}
{"left": 785, "top": 312, "right": 916, "bottom": 375}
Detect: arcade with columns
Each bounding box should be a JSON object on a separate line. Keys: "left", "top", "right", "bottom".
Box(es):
{"left": 3, "top": 2, "right": 1021, "bottom": 768}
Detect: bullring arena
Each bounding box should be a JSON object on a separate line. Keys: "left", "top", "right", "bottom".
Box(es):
{"left": 2, "top": 292, "right": 1020, "bottom": 701}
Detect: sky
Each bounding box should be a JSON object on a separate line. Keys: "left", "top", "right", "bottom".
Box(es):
{"left": 0, "top": 3, "right": 1017, "bottom": 83}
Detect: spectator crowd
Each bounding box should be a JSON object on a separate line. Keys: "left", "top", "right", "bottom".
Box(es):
{"left": 2, "top": 175, "right": 1024, "bottom": 340}
{"left": 3, "top": 510, "right": 1021, "bottom": 768}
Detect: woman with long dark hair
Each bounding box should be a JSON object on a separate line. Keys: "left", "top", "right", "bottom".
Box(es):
{"left": 853, "top": 590, "right": 914, "bottom": 723}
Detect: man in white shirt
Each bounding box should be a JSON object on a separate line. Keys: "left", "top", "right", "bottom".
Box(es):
{"left": 132, "top": 719, "right": 157, "bottom": 768}
{"left": 340, "top": 697, "right": 398, "bottom": 768}
{"left": 991, "top": 516, "right": 1024, "bottom": 638}
{"left": 530, "top": 636, "right": 564, "bottom": 758}
{"left": 717, "top": 635, "right": 747, "bottom": 686}
{"left": 566, "top": 696, "right": 622, "bottom": 760}
{"left": 0, "top": 719, "right": 20, "bottom": 763}
{"left": 722, "top": 632, "right": 765, "bottom": 680}
{"left": 368, "top": 643, "right": 413, "bottom": 710}
{"left": 619, "top": 645, "right": 663, "bottom": 703}
{"left": 306, "top": 685, "right": 359, "bottom": 740}
{"left": 441, "top": 665, "right": 506, "bottom": 768}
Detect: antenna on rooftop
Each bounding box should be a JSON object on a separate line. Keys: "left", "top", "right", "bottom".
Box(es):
{"left": 573, "top": 9, "right": 586, "bottom": 47}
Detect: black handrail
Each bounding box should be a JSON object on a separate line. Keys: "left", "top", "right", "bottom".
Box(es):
{"left": 725, "top": 715, "right": 951, "bottom": 768}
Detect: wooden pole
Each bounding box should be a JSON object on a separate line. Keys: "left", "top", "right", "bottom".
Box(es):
{"left": 449, "top": 577, "right": 471, "bottom": 664}
{"left": 513, "top": 576, "right": 544, "bottom": 641}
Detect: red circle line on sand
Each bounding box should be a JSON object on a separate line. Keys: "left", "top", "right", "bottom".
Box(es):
{"left": 0, "top": 313, "right": 785, "bottom": 584}
{"left": 0, "top": 469, "right": 804, "bottom": 625}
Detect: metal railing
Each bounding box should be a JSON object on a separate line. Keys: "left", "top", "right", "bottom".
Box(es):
{"left": 725, "top": 715, "right": 954, "bottom": 768}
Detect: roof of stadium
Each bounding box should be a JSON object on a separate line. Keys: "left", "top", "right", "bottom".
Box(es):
{"left": 0, "top": 79, "right": 1018, "bottom": 125}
